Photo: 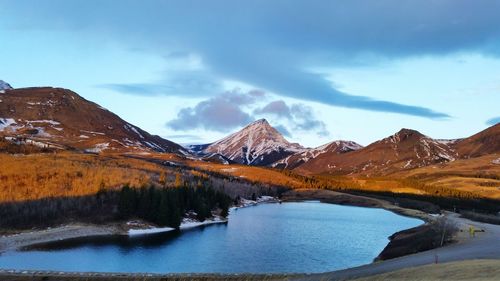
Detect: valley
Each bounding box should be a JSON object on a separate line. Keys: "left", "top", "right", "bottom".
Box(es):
{"left": 0, "top": 84, "right": 499, "bottom": 279}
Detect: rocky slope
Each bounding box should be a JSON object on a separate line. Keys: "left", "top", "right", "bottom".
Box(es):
{"left": 0, "top": 80, "right": 13, "bottom": 93}
{"left": 272, "top": 140, "right": 363, "bottom": 169}
{"left": 0, "top": 87, "right": 187, "bottom": 154}
{"left": 295, "top": 128, "right": 458, "bottom": 176}
{"left": 198, "top": 119, "right": 304, "bottom": 166}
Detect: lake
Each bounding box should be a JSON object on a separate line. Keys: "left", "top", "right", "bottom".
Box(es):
{"left": 0, "top": 202, "right": 422, "bottom": 273}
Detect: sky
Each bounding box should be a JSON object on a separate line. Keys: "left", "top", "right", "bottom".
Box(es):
{"left": 0, "top": 0, "right": 499, "bottom": 147}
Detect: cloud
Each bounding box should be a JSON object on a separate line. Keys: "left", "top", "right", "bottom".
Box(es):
{"left": 3, "top": 0, "right": 496, "bottom": 117}
{"left": 253, "top": 100, "right": 292, "bottom": 119}
{"left": 97, "top": 71, "right": 221, "bottom": 97}
{"left": 486, "top": 116, "right": 500, "bottom": 126}
{"left": 166, "top": 90, "right": 256, "bottom": 131}
{"left": 274, "top": 125, "right": 292, "bottom": 138}
{"left": 255, "top": 100, "right": 330, "bottom": 137}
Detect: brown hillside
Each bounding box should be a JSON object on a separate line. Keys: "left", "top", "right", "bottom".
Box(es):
{"left": 0, "top": 87, "right": 185, "bottom": 154}
{"left": 295, "top": 129, "right": 457, "bottom": 176}
{"left": 454, "top": 123, "right": 500, "bottom": 158}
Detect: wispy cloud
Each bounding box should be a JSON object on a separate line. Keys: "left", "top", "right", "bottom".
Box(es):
{"left": 254, "top": 100, "right": 329, "bottom": 137}
{"left": 167, "top": 90, "right": 329, "bottom": 138}
{"left": 4, "top": 0, "right": 496, "bottom": 117}
{"left": 166, "top": 90, "right": 257, "bottom": 132}
{"left": 97, "top": 71, "right": 221, "bottom": 97}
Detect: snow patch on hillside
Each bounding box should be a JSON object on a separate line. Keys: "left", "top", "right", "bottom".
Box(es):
{"left": 0, "top": 118, "right": 16, "bottom": 131}
{"left": 85, "top": 143, "right": 110, "bottom": 153}
{"left": 204, "top": 119, "right": 303, "bottom": 165}
{"left": 0, "top": 80, "right": 12, "bottom": 93}
{"left": 272, "top": 140, "right": 362, "bottom": 168}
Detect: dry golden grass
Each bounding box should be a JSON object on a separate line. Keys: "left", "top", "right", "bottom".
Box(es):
{"left": 188, "top": 162, "right": 307, "bottom": 189}
{"left": 1, "top": 149, "right": 498, "bottom": 203}
{"left": 390, "top": 154, "right": 500, "bottom": 199}
{"left": 0, "top": 152, "right": 168, "bottom": 202}
{"left": 354, "top": 178, "right": 427, "bottom": 195}
{"left": 0, "top": 151, "right": 311, "bottom": 203}
{"left": 353, "top": 259, "right": 500, "bottom": 281}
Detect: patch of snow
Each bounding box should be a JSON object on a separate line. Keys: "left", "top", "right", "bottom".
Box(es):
{"left": 0, "top": 80, "right": 12, "bottom": 92}
{"left": 128, "top": 226, "right": 175, "bottom": 235}
{"left": 436, "top": 139, "right": 460, "bottom": 145}
{"left": 128, "top": 217, "right": 227, "bottom": 236}
{"left": 26, "top": 100, "right": 57, "bottom": 107}
{"left": 204, "top": 119, "right": 304, "bottom": 165}
{"left": 84, "top": 142, "right": 109, "bottom": 153}
{"left": 437, "top": 152, "right": 455, "bottom": 162}
{"left": 80, "top": 130, "right": 105, "bottom": 135}
{"left": 0, "top": 118, "right": 17, "bottom": 131}
{"left": 79, "top": 135, "right": 89, "bottom": 139}
{"left": 125, "top": 124, "right": 144, "bottom": 139}
{"left": 143, "top": 141, "right": 163, "bottom": 150}
{"left": 492, "top": 158, "right": 500, "bottom": 165}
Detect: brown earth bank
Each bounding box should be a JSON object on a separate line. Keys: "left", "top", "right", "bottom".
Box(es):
{"left": 352, "top": 259, "right": 500, "bottom": 281}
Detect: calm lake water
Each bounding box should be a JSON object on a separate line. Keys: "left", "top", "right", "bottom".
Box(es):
{"left": 0, "top": 202, "right": 422, "bottom": 273}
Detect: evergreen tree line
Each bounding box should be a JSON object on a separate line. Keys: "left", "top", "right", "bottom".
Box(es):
{"left": 118, "top": 178, "right": 232, "bottom": 228}
{"left": 0, "top": 189, "right": 118, "bottom": 230}
{"left": 0, "top": 178, "right": 232, "bottom": 231}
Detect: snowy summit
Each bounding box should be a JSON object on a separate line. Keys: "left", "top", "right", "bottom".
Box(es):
{"left": 0, "top": 80, "right": 13, "bottom": 93}
{"left": 201, "top": 119, "right": 304, "bottom": 166}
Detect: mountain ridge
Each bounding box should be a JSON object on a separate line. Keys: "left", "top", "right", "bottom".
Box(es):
{"left": 0, "top": 87, "right": 187, "bottom": 154}
{"left": 196, "top": 118, "right": 304, "bottom": 166}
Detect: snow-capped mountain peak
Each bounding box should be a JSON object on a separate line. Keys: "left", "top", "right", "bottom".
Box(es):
{"left": 0, "top": 80, "right": 13, "bottom": 93}
{"left": 272, "top": 140, "right": 363, "bottom": 169}
{"left": 202, "top": 119, "right": 304, "bottom": 166}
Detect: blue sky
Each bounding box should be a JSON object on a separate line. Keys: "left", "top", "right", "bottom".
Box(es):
{"left": 1, "top": 0, "right": 499, "bottom": 147}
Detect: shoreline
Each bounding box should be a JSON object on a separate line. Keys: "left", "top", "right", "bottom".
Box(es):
{"left": 281, "top": 189, "right": 434, "bottom": 223}
{"left": 0, "top": 196, "right": 278, "bottom": 253}
{"left": 1, "top": 190, "right": 499, "bottom": 280}
{"left": 0, "top": 190, "right": 433, "bottom": 254}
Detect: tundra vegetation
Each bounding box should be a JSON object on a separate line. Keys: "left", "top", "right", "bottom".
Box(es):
{"left": 0, "top": 143, "right": 499, "bottom": 231}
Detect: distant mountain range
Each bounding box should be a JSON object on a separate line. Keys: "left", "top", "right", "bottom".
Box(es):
{"left": 190, "top": 105, "right": 499, "bottom": 177}
{"left": 1, "top": 81, "right": 498, "bottom": 177}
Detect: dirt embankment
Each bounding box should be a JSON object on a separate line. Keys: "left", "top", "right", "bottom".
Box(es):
{"left": 352, "top": 259, "right": 500, "bottom": 281}
{"left": 0, "top": 224, "right": 120, "bottom": 253}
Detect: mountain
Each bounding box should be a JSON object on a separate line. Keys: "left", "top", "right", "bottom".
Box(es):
{"left": 272, "top": 140, "right": 363, "bottom": 169}
{"left": 295, "top": 128, "right": 458, "bottom": 176}
{"left": 454, "top": 123, "right": 500, "bottom": 158}
{"left": 198, "top": 119, "right": 304, "bottom": 166}
{"left": 0, "top": 87, "right": 187, "bottom": 154}
{"left": 0, "top": 80, "right": 13, "bottom": 93}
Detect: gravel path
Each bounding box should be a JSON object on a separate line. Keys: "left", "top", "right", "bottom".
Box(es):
{"left": 0, "top": 224, "right": 118, "bottom": 253}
